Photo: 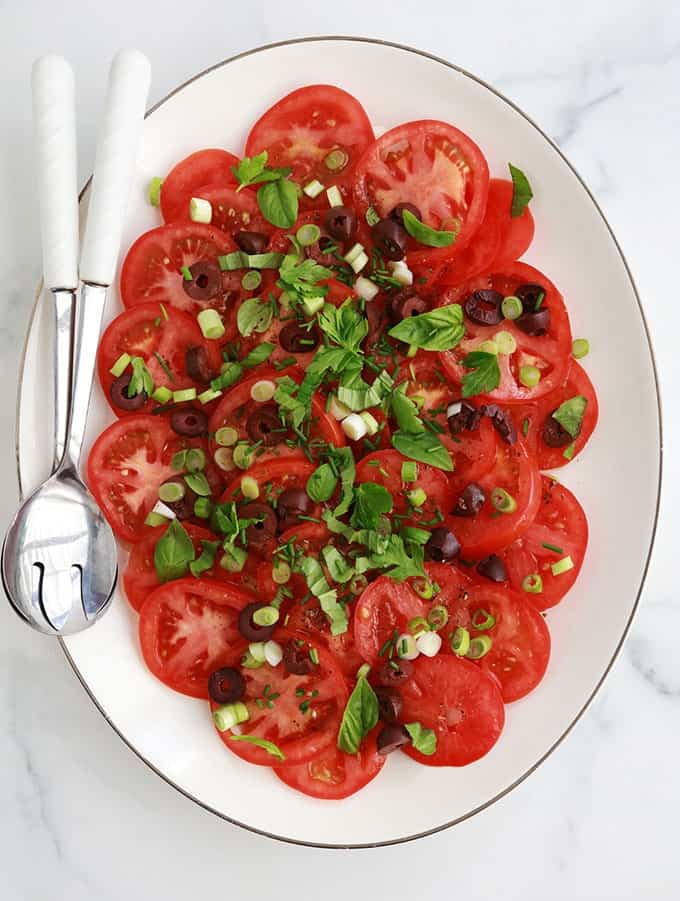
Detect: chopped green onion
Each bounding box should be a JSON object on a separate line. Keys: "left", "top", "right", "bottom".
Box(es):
{"left": 239, "top": 475, "right": 259, "bottom": 499}
{"left": 309, "top": 647, "right": 320, "bottom": 665}
{"left": 303, "top": 179, "right": 324, "bottom": 199}
{"left": 343, "top": 242, "right": 364, "bottom": 265}
{"left": 109, "top": 352, "right": 131, "bottom": 378}
{"left": 324, "top": 149, "right": 348, "bottom": 172}
{"left": 246, "top": 252, "right": 285, "bottom": 269}
{"left": 521, "top": 417, "right": 530, "bottom": 437}
{"left": 170, "top": 450, "right": 187, "bottom": 471}
{"left": 572, "top": 338, "right": 590, "bottom": 359}
{"left": 250, "top": 379, "right": 276, "bottom": 402}
{"left": 326, "top": 185, "right": 343, "bottom": 207}
{"left": 466, "top": 635, "right": 493, "bottom": 659}
{"left": 189, "top": 197, "right": 212, "bottom": 223}
{"left": 470, "top": 608, "right": 496, "bottom": 631}
{"left": 181, "top": 265, "right": 193, "bottom": 281}
{"left": 349, "top": 251, "right": 368, "bottom": 274}
{"left": 354, "top": 276, "right": 379, "bottom": 302}
{"left": 495, "top": 330, "right": 517, "bottom": 355}
{"left": 144, "top": 511, "right": 169, "bottom": 528}
{"left": 214, "top": 447, "right": 234, "bottom": 472}
{"left": 241, "top": 649, "right": 264, "bottom": 669}
{"left": 241, "top": 270, "right": 262, "bottom": 291}
{"left": 198, "top": 387, "right": 222, "bottom": 405}
{"left": 406, "top": 488, "right": 427, "bottom": 508}
{"left": 272, "top": 561, "right": 291, "bottom": 585}
{"left": 197, "top": 309, "right": 225, "bottom": 340}
{"left": 148, "top": 176, "right": 163, "bottom": 207}
{"left": 215, "top": 426, "right": 238, "bottom": 447}
{"left": 172, "top": 388, "right": 197, "bottom": 403}
{"left": 302, "top": 295, "right": 325, "bottom": 317}
{"left": 350, "top": 574, "right": 369, "bottom": 595}
{"left": 427, "top": 605, "right": 449, "bottom": 631}
{"left": 397, "top": 633, "right": 419, "bottom": 659}
{"left": 213, "top": 701, "right": 249, "bottom": 732}
{"left": 184, "top": 471, "right": 211, "bottom": 496}
{"left": 501, "top": 295, "right": 523, "bottom": 320}
{"left": 194, "top": 498, "right": 213, "bottom": 519}
{"left": 522, "top": 573, "right": 543, "bottom": 593}
{"left": 221, "top": 545, "right": 247, "bottom": 572}
{"left": 450, "top": 627, "right": 471, "bottom": 656}
{"left": 253, "top": 606, "right": 280, "bottom": 627}
{"left": 412, "top": 577, "right": 435, "bottom": 600}
{"left": 478, "top": 339, "right": 498, "bottom": 355}
{"left": 296, "top": 223, "right": 321, "bottom": 247}
{"left": 365, "top": 206, "right": 380, "bottom": 227}
{"left": 401, "top": 461, "right": 418, "bottom": 482}
{"left": 519, "top": 365, "right": 541, "bottom": 388}
{"left": 185, "top": 448, "right": 206, "bottom": 473}
{"left": 542, "top": 542, "right": 563, "bottom": 554}
{"left": 158, "top": 481, "right": 185, "bottom": 503}
{"left": 152, "top": 385, "right": 173, "bottom": 404}
{"left": 232, "top": 443, "right": 252, "bottom": 470}
{"left": 551, "top": 555, "right": 574, "bottom": 576}
{"left": 217, "top": 250, "right": 248, "bottom": 271}
{"left": 359, "top": 411, "right": 379, "bottom": 436}
{"left": 491, "top": 487, "right": 517, "bottom": 514}
{"left": 407, "top": 616, "right": 430, "bottom": 638}
{"left": 249, "top": 642, "right": 267, "bottom": 663}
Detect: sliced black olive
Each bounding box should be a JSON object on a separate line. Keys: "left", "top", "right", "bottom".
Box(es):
{"left": 109, "top": 373, "right": 147, "bottom": 411}
{"left": 542, "top": 414, "right": 572, "bottom": 448}
{"left": 239, "top": 502, "right": 277, "bottom": 550}
{"left": 238, "top": 601, "right": 277, "bottom": 642}
{"left": 276, "top": 487, "right": 313, "bottom": 531}
{"left": 516, "top": 308, "right": 551, "bottom": 336}
{"left": 453, "top": 482, "right": 486, "bottom": 517}
{"left": 389, "top": 202, "right": 422, "bottom": 224}
{"left": 425, "top": 527, "right": 461, "bottom": 562}
{"left": 448, "top": 400, "right": 482, "bottom": 435}
{"left": 245, "top": 403, "right": 286, "bottom": 446}
{"left": 162, "top": 480, "right": 197, "bottom": 520}
{"left": 170, "top": 406, "right": 208, "bottom": 437}
{"left": 388, "top": 290, "right": 427, "bottom": 323}
{"left": 377, "top": 659, "right": 413, "bottom": 686}
{"left": 463, "top": 289, "right": 504, "bottom": 326}
{"left": 372, "top": 218, "right": 408, "bottom": 261}
{"left": 182, "top": 261, "right": 222, "bottom": 301}
{"left": 279, "top": 321, "right": 321, "bottom": 354}
{"left": 516, "top": 283, "right": 546, "bottom": 311}
{"left": 376, "top": 724, "right": 411, "bottom": 755}
{"left": 234, "top": 231, "right": 268, "bottom": 254}
{"left": 481, "top": 403, "right": 517, "bottom": 445}
{"left": 282, "top": 640, "right": 314, "bottom": 675}
{"left": 477, "top": 554, "right": 508, "bottom": 583}
{"left": 375, "top": 687, "right": 403, "bottom": 724}
{"left": 185, "top": 345, "right": 215, "bottom": 384}
{"left": 208, "top": 667, "right": 246, "bottom": 704}
{"left": 323, "top": 205, "right": 357, "bottom": 242}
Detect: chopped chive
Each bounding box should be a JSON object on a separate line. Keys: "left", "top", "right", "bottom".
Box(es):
{"left": 295, "top": 688, "right": 305, "bottom": 697}
{"left": 181, "top": 265, "right": 193, "bottom": 281}
{"left": 159, "top": 303, "right": 169, "bottom": 321}
{"left": 154, "top": 351, "right": 175, "bottom": 383}
{"left": 309, "top": 648, "right": 319, "bottom": 665}
{"left": 542, "top": 542, "right": 564, "bottom": 554}
{"left": 299, "top": 700, "right": 311, "bottom": 714}
{"left": 521, "top": 418, "right": 529, "bottom": 437}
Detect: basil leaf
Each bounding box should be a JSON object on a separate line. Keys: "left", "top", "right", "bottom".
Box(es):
{"left": 391, "top": 430, "right": 453, "bottom": 472}
{"left": 337, "top": 667, "right": 379, "bottom": 754}
{"left": 509, "top": 163, "right": 533, "bottom": 217}
{"left": 404, "top": 722, "right": 437, "bottom": 756}
{"left": 237, "top": 296, "right": 277, "bottom": 337}
{"left": 387, "top": 305, "right": 464, "bottom": 352}
{"left": 461, "top": 350, "right": 501, "bottom": 398}
{"left": 189, "top": 540, "right": 219, "bottom": 577}
{"left": 184, "top": 471, "right": 211, "bottom": 497}
{"left": 552, "top": 395, "right": 587, "bottom": 438}
{"left": 402, "top": 208, "right": 456, "bottom": 248}
{"left": 351, "top": 483, "right": 394, "bottom": 530}
{"left": 128, "top": 356, "right": 154, "bottom": 397}
{"left": 332, "top": 447, "right": 356, "bottom": 516}
{"left": 390, "top": 386, "right": 425, "bottom": 434}
{"left": 299, "top": 556, "right": 348, "bottom": 635}
{"left": 228, "top": 734, "right": 285, "bottom": 760}
{"left": 240, "top": 342, "right": 275, "bottom": 368}
{"left": 306, "top": 463, "right": 338, "bottom": 503}
{"left": 232, "top": 151, "right": 291, "bottom": 192}
{"left": 257, "top": 178, "right": 299, "bottom": 228}
{"left": 154, "top": 520, "right": 195, "bottom": 583}
{"left": 321, "top": 545, "right": 354, "bottom": 584}
{"left": 211, "top": 361, "right": 243, "bottom": 391}
{"left": 337, "top": 369, "right": 393, "bottom": 412}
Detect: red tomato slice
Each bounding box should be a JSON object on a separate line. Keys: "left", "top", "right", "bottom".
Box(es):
{"left": 355, "top": 449, "right": 455, "bottom": 524}
{"left": 160, "top": 149, "right": 239, "bottom": 223}
{"left": 396, "top": 355, "right": 497, "bottom": 493}
{"left": 353, "top": 120, "right": 490, "bottom": 262}
{"left": 438, "top": 263, "right": 572, "bottom": 403}
{"left": 446, "top": 438, "right": 542, "bottom": 558}
{"left": 213, "top": 631, "right": 348, "bottom": 766}
{"left": 87, "top": 415, "right": 180, "bottom": 543}
{"left": 513, "top": 360, "right": 599, "bottom": 469}
{"left": 500, "top": 476, "right": 588, "bottom": 610}
{"left": 353, "top": 575, "right": 426, "bottom": 666}
{"left": 176, "top": 183, "right": 272, "bottom": 237}
{"left": 490, "top": 178, "right": 536, "bottom": 267}
{"left": 274, "top": 728, "right": 384, "bottom": 799}
{"left": 245, "top": 85, "right": 374, "bottom": 192}
{"left": 139, "top": 578, "right": 252, "bottom": 697}
{"left": 221, "top": 458, "right": 318, "bottom": 505}
{"left": 120, "top": 223, "right": 237, "bottom": 315}
{"left": 97, "top": 303, "right": 223, "bottom": 415}
{"left": 400, "top": 655, "right": 505, "bottom": 766}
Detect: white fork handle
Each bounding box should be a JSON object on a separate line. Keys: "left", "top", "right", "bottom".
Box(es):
{"left": 80, "top": 49, "right": 151, "bottom": 286}
{"left": 32, "top": 55, "right": 79, "bottom": 291}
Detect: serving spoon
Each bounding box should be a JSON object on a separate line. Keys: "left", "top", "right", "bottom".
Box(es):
{"left": 2, "top": 50, "right": 151, "bottom": 635}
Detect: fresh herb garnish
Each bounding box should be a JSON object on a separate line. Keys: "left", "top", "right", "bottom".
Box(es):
{"left": 241, "top": 342, "right": 276, "bottom": 368}
{"left": 388, "top": 304, "right": 464, "bottom": 352}
{"left": 154, "top": 520, "right": 195, "bottom": 583}
{"left": 542, "top": 542, "right": 564, "bottom": 554}
{"left": 258, "top": 178, "right": 299, "bottom": 228}
{"left": 351, "top": 482, "right": 393, "bottom": 530}
{"left": 402, "top": 209, "right": 456, "bottom": 248}
{"left": 228, "top": 734, "right": 285, "bottom": 761}
{"left": 127, "top": 356, "right": 154, "bottom": 397}
{"left": 337, "top": 665, "right": 379, "bottom": 754}
{"left": 461, "top": 350, "right": 501, "bottom": 398}
{"left": 153, "top": 351, "right": 175, "bottom": 384}
{"left": 404, "top": 722, "right": 437, "bottom": 756}
{"left": 509, "top": 163, "right": 533, "bottom": 217}
{"left": 237, "top": 294, "right": 278, "bottom": 337}
{"left": 231, "top": 151, "right": 291, "bottom": 192}
{"left": 299, "top": 556, "right": 348, "bottom": 635}
{"left": 306, "top": 462, "right": 338, "bottom": 503}
{"left": 188, "top": 540, "right": 219, "bottom": 577}
{"left": 552, "top": 395, "right": 587, "bottom": 438}
{"left": 391, "top": 430, "right": 453, "bottom": 472}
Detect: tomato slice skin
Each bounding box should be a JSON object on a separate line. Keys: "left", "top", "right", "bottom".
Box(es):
{"left": 438, "top": 262, "right": 572, "bottom": 404}
{"left": 355, "top": 449, "right": 456, "bottom": 523}
{"left": 489, "top": 178, "right": 536, "bottom": 267}
{"left": 353, "top": 575, "right": 427, "bottom": 666}
{"left": 160, "top": 149, "right": 239, "bottom": 223}
{"left": 139, "top": 578, "right": 252, "bottom": 698}
{"left": 274, "top": 728, "right": 384, "bottom": 799}
{"left": 174, "top": 183, "right": 272, "bottom": 238}
{"left": 213, "top": 630, "right": 348, "bottom": 766}
{"left": 400, "top": 655, "right": 505, "bottom": 766}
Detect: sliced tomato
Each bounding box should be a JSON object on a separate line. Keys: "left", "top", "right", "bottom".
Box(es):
{"left": 274, "top": 728, "right": 384, "bottom": 799}
{"left": 87, "top": 415, "right": 179, "bottom": 542}
{"left": 490, "top": 178, "right": 536, "bottom": 267}
{"left": 353, "top": 120, "right": 489, "bottom": 264}
{"left": 176, "top": 183, "right": 272, "bottom": 238}
{"left": 355, "top": 449, "right": 455, "bottom": 524}
{"left": 245, "top": 85, "right": 374, "bottom": 195}
{"left": 396, "top": 356, "right": 497, "bottom": 492}
{"left": 120, "top": 223, "right": 238, "bottom": 315}
{"left": 353, "top": 575, "right": 426, "bottom": 666}
{"left": 97, "top": 303, "right": 223, "bottom": 415}
{"left": 446, "top": 438, "right": 542, "bottom": 558}
{"left": 500, "top": 476, "right": 588, "bottom": 610}
{"left": 160, "top": 149, "right": 239, "bottom": 223}
{"left": 221, "top": 458, "right": 318, "bottom": 506}
{"left": 213, "top": 631, "right": 347, "bottom": 766}
{"left": 139, "top": 578, "right": 252, "bottom": 698}
{"left": 400, "top": 655, "right": 505, "bottom": 766}
{"left": 438, "top": 263, "right": 572, "bottom": 403}
{"left": 513, "top": 361, "right": 599, "bottom": 469}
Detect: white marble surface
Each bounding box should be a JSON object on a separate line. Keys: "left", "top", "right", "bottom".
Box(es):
{"left": 0, "top": 2, "right": 678, "bottom": 897}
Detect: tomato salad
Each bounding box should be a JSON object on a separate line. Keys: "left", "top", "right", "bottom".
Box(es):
{"left": 89, "top": 84, "right": 597, "bottom": 800}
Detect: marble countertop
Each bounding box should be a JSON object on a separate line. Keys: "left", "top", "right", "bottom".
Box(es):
{"left": 1, "top": 2, "right": 678, "bottom": 898}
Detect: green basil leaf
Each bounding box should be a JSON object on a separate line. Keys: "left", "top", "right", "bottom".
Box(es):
{"left": 337, "top": 668, "right": 379, "bottom": 754}
{"left": 390, "top": 386, "right": 425, "bottom": 433}
{"left": 189, "top": 540, "right": 219, "bottom": 577}
{"left": 232, "top": 151, "right": 291, "bottom": 192}
{"left": 184, "top": 471, "right": 211, "bottom": 497}
{"left": 402, "top": 208, "right": 456, "bottom": 248}
{"left": 211, "top": 361, "right": 243, "bottom": 392}
{"left": 387, "top": 305, "right": 464, "bottom": 352}
{"left": 257, "top": 178, "right": 299, "bottom": 228}
{"left": 236, "top": 296, "right": 277, "bottom": 337}
{"left": 404, "top": 722, "right": 437, "bottom": 756}
{"left": 351, "top": 483, "right": 394, "bottom": 530}
{"left": 509, "top": 163, "right": 533, "bottom": 217}
{"left": 154, "top": 520, "right": 196, "bottom": 583}
{"left": 337, "top": 369, "right": 393, "bottom": 412}
{"left": 240, "top": 342, "right": 276, "bottom": 368}
{"left": 321, "top": 545, "right": 354, "bottom": 583}
{"left": 299, "top": 556, "right": 348, "bottom": 635}
{"left": 391, "top": 430, "right": 453, "bottom": 472}
{"left": 306, "top": 463, "right": 338, "bottom": 503}
{"left": 228, "top": 734, "right": 285, "bottom": 760}
{"left": 552, "top": 395, "right": 587, "bottom": 438}
{"left": 461, "top": 350, "right": 501, "bottom": 398}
